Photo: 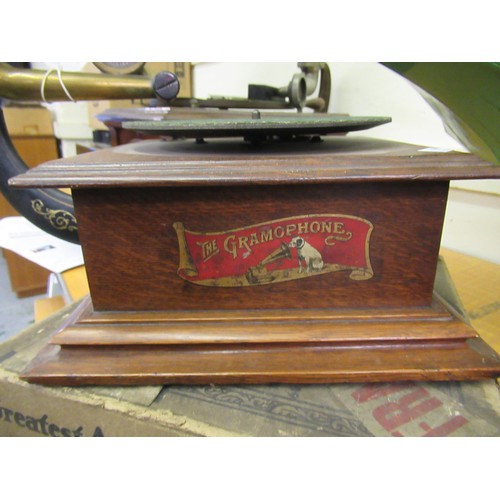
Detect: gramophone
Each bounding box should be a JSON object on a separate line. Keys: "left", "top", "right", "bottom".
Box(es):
{"left": 2, "top": 62, "right": 500, "bottom": 385}
{"left": 245, "top": 242, "right": 292, "bottom": 285}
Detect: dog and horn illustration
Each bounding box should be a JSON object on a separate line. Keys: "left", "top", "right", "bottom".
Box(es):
{"left": 173, "top": 214, "right": 374, "bottom": 287}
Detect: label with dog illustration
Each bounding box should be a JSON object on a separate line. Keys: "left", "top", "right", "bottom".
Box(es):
{"left": 173, "top": 214, "right": 374, "bottom": 287}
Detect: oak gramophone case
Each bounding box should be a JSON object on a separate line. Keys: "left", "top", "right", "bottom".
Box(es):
{"left": 11, "top": 125, "right": 500, "bottom": 385}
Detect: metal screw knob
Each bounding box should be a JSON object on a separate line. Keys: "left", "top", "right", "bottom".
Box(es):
{"left": 152, "top": 71, "right": 180, "bottom": 101}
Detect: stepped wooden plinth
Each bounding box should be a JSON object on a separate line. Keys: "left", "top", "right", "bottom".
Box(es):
{"left": 11, "top": 136, "right": 500, "bottom": 385}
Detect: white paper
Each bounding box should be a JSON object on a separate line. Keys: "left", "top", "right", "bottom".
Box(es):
{"left": 418, "top": 147, "right": 454, "bottom": 153}
{"left": 0, "top": 217, "right": 84, "bottom": 273}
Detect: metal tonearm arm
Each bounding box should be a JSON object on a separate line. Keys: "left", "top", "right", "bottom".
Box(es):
{"left": 0, "top": 62, "right": 179, "bottom": 102}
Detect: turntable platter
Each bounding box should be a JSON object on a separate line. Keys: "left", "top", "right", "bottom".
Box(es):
{"left": 122, "top": 114, "right": 392, "bottom": 140}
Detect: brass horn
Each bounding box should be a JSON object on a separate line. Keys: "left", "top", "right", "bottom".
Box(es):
{"left": 245, "top": 243, "right": 292, "bottom": 285}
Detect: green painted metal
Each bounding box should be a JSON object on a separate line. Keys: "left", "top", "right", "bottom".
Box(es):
{"left": 382, "top": 62, "right": 500, "bottom": 165}
{"left": 124, "top": 115, "right": 391, "bottom": 139}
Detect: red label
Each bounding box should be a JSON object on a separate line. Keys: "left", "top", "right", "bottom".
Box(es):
{"left": 174, "top": 214, "right": 373, "bottom": 287}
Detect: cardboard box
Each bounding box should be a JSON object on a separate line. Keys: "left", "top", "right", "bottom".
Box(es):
{"left": 2, "top": 107, "right": 58, "bottom": 169}
{"left": 1, "top": 258, "right": 499, "bottom": 436}
{"left": 3, "top": 107, "right": 54, "bottom": 137}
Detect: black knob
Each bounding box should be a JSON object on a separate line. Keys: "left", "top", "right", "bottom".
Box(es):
{"left": 152, "top": 71, "right": 180, "bottom": 101}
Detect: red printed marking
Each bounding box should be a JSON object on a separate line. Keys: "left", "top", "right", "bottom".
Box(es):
{"left": 372, "top": 387, "right": 442, "bottom": 431}
{"left": 352, "top": 383, "right": 470, "bottom": 436}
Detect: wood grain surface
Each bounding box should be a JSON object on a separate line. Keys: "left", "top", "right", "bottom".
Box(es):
{"left": 73, "top": 181, "right": 448, "bottom": 311}
{"left": 21, "top": 338, "right": 500, "bottom": 385}
{"left": 52, "top": 293, "right": 475, "bottom": 346}
{"left": 10, "top": 137, "right": 500, "bottom": 189}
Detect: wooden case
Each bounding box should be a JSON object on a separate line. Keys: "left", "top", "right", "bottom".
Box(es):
{"left": 10, "top": 136, "right": 500, "bottom": 384}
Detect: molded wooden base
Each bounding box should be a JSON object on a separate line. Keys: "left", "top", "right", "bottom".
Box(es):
{"left": 21, "top": 295, "right": 500, "bottom": 385}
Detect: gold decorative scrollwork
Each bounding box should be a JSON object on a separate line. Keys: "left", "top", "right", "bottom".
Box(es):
{"left": 32, "top": 199, "right": 78, "bottom": 232}
{"left": 324, "top": 232, "right": 353, "bottom": 246}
